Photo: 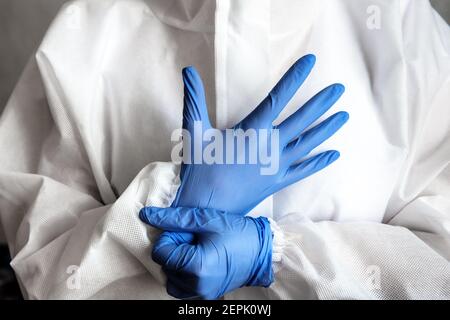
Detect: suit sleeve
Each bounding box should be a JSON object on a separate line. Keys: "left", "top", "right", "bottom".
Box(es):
{"left": 0, "top": 56, "right": 181, "bottom": 299}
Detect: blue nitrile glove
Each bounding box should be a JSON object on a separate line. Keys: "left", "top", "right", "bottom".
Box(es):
{"left": 173, "top": 54, "right": 349, "bottom": 215}
{"left": 139, "top": 206, "right": 273, "bottom": 300}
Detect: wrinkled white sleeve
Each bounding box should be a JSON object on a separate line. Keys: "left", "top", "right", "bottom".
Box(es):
{"left": 264, "top": 193, "right": 450, "bottom": 300}
{"left": 0, "top": 57, "right": 182, "bottom": 299}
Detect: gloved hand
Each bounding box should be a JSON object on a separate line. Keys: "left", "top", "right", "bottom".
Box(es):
{"left": 139, "top": 206, "right": 273, "bottom": 300}
{"left": 173, "top": 54, "right": 349, "bottom": 214}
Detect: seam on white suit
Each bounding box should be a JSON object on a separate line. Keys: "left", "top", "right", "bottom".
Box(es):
{"left": 214, "top": 0, "right": 230, "bottom": 128}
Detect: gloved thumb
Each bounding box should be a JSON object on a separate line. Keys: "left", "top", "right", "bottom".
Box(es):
{"left": 151, "top": 231, "right": 196, "bottom": 268}
{"left": 139, "top": 206, "right": 232, "bottom": 233}
{"left": 182, "top": 66, "right": 211, "bottom": 132}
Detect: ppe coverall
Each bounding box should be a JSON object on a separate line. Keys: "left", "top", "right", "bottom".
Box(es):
{"left": 0, "top": 0, "right": 449, "bottom": 299}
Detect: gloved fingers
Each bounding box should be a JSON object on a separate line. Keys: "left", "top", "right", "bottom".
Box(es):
{"left": 140, "top": 206, "right": 232, "bottom": 233}
{"left": 152, "top": 231, "right": 198, "bottom": 270}
{"left": 182, "top": 66, "right": 211, "bottom": 131}
{"left": 282, "top": 150, "right": 340, "bottom": 188}
{"left": 166, "top": 231, "right": 196, "bottom": 245}
{"left": 166, "top": 271, "right": 218, "bottom": 300}
{"left": 283, "top": 111, "right": 349, "bottom": 163}
{"left": 239, "top": 54, "right": 315, "bottom": 129}
{"left": 277, "top": 83, "right": 345, "bottom": 145}
{"left": 166, "top": 269, "right": 218, "bottom": 300}
{"left": 166, "top": 277, "right": 199, "bottom": 300}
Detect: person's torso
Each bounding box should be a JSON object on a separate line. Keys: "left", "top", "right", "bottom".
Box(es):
{"left": 40, "top": 0, "right": 414, "bottom": 222}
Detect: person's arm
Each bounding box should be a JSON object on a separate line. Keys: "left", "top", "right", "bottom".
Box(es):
{"left": 0, "top": 56, "right": 181, "bottom": 299}
{"left": 141, "top": 157, "right": 450, "bottom": 300}
{"left": 249, "top": 153, "right": 450, "bottom": 300}
{"left": 261, "top": 200, "right": 450, "bottom": 300}
{"left": 140, "top": 158, "right": 450, "bottom": 300}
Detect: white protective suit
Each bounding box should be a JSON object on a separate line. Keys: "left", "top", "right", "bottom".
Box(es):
{"left": 0, "top": 0, "right": 449, "bottom": 300}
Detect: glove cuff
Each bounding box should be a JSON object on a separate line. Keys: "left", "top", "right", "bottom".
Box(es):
{"left": 245, "top": 217, "right": 274, "bottom": 288}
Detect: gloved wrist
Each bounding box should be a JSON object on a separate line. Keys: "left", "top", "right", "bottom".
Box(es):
{"left": 245, "top": 217, "right": 274, "bottom": 288}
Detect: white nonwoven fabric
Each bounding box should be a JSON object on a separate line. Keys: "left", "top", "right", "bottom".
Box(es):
{"left": 0, "top": 0, "right": 449, "bottom": 299}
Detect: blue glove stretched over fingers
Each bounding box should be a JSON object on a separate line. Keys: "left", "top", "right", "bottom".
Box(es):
{"left": 139, "top": 206, "right": 273, "bottom": 300}
{"left": 173, "top": 54, "right": 349, "bottom": 215}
